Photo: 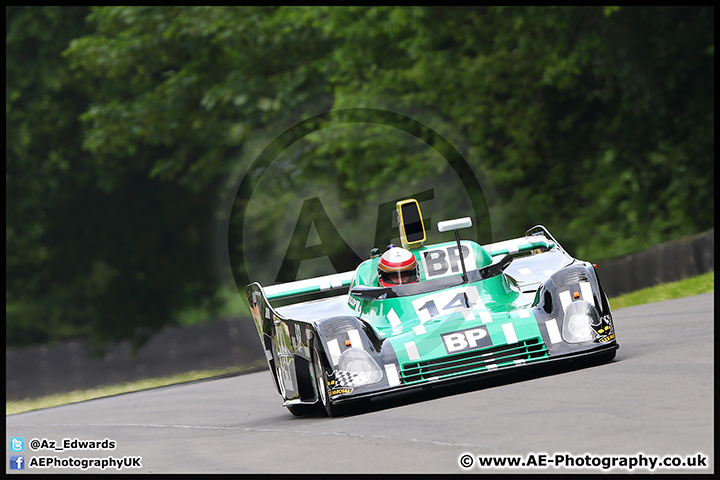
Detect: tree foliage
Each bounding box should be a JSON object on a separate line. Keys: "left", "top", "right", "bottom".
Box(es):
{"left": 6, "top": 6, "right": 714, "bottom": 352}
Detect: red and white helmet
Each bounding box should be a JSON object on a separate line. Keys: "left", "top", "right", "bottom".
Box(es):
{"left": 377, "top": 247, "right": 419, "bottom": 287}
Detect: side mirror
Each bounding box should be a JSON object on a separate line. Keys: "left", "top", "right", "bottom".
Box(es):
{"left": 396, "top": 198, "right": 426, "bottom": 249}
{"left": 437, "top": 217, "right": 472, "bottom": 233}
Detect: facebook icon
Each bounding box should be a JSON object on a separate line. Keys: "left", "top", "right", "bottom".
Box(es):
{"left": 10, "top": 455, "right": 25, "bottom": 470}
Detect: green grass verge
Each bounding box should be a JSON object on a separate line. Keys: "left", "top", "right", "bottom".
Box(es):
{"left": 6, "top": 272, "right": 713, "bottom": 416}
{"left": 607, "top": 271, "right": 713, "bottom": 310}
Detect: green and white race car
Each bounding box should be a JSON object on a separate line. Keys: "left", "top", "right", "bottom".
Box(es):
{"left": 246, "top": 199, "right": 618, "bottom": 416}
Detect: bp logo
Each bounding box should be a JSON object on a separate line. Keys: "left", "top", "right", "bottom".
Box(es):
{"left": 442, "top": 326, "right": 493, "bottom": 354}
{"left": 229, "top": 108, "right": 491, "bottom": 291}
{"left": 421, "top": 243, "right": 476, "bottom": 279}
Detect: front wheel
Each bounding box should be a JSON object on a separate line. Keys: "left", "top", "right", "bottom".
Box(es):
{"left": 596, "top": 348, "right": 617, "bottom": 363}
{"left": 313, "top": 348, "right": 342, "bottom": 417}
{"left": 286, "top": 403, "right": 315, "bottom": 417}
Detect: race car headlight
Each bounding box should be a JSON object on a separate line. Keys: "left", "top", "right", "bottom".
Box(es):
{"left": 337, "top": 348, "right": 383, "bottom": 386}
{"left": 562, "top": 301, "right": 601, "bottom": 343}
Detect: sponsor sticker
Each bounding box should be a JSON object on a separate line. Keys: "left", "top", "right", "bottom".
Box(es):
{"left": 328, "top": 387, "right": 353, "bottom": 397}
{"left": 441, "top": 325, "right": 493, "bottom": 354}
{"left": 421, "top": 243, "right": 477, "bottom": 280}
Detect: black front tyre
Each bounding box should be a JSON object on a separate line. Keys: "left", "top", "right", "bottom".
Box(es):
{"left": 313, "top": 348, "right": 342, "bottom": 417}
{"left": 597, "top": 347, "right": 617, "bottom": 363}
{"left": 286, "top": 403, "right": 316, "bottom": 417}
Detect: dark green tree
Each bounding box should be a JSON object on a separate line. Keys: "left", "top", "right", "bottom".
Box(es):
{"left": 7, "top": 7, "right": 232, "bottom": 353}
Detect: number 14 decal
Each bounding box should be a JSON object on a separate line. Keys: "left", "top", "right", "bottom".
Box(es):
{"left": 411, "top": 286, "right": 484, "bottom": 323}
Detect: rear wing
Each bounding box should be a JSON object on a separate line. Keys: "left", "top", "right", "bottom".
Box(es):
{"left": 484, "top": 236, "right": 555, "bottom": 257}
{"left": 263, "top": 270, "right": 355, "bottom": 302}
{"left": 483, "top": 225, "right": 565, "bottom": 258}
{"left": 255, "top": 225, "right": 565, "bottom": 303}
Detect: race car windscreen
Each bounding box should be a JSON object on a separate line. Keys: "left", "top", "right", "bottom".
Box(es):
{"left": 400, "top": 201, "right": 425, "bottom": 243}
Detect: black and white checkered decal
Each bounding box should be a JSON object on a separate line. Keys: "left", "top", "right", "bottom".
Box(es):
{"left": 333, "top": 369, "right": 364, "bottom": 387}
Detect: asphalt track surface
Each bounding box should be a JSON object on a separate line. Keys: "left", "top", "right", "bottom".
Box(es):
{"left": 6, "top": 293, "right": 714, "bottom": 474}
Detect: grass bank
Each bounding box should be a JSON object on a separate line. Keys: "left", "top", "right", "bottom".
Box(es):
{"left": 608, "top": 271, "right": 713, "bottom": 310}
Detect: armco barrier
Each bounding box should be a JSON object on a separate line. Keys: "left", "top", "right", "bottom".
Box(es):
{"left": 595, "top": 229, "right": 714, "bottom": 297}
{"left": 5, "top": 229, "right": 714, "bottom": 402}
{"left": 6, "top": 317, "right": 265, "bottom": 402}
